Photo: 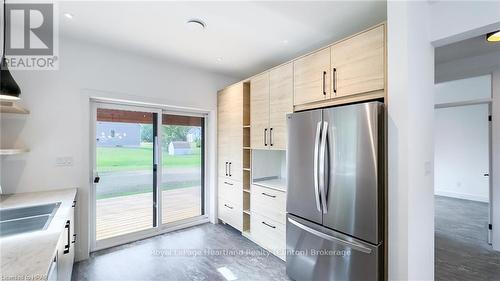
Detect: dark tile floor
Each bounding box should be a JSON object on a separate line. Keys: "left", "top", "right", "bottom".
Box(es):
{"left": 435, "top": 196, "right": 500, "bottom": 281}
{"left": 72, "top": 223, "right": 290, "bottom": 281}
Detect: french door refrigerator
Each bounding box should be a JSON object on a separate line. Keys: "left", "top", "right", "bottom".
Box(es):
{"left": 286, "top": 101, "right": 385, "bottom": 281}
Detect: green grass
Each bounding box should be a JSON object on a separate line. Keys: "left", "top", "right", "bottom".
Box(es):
{"left": 97, "top": 144, "right": 201, "bottom": 172}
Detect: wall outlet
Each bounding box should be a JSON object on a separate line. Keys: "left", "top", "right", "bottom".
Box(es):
{"left": 56, "top": 156, "right": 73, "bottom": 167}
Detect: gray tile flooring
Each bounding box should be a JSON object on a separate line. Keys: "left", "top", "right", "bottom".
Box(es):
{"left": 435, "top": 196, "right": 500, "bottom": 281}
{"left": 72, "top": 223, "right": 289, "bottom": 281}
{"left": 73, "top": 196, "right": 500, "bottom": 281}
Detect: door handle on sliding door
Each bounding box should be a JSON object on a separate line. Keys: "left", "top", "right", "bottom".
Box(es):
{"left": 319, "top": 121, "right": 328, "bottom": 214}
{"left": 313, "top": 121, "right": 322, "bottom": 213}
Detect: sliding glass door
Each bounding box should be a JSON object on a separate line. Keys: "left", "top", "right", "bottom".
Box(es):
{"left": 92, "top": 102, "right": 205, "bottom": 249}
{"left": 161, "top": 114, "right": 204, "bottom": 224}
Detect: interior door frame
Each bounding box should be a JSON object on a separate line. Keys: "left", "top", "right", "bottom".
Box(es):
{"left": 434, "top": 98, "right": 493, "bottom": 244}
{"left": 90, "top": 100, "right": 209, "bottom": 251}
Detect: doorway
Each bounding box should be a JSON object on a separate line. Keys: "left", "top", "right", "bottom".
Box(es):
{"left": 91, "top": 102, "right": 206, "bottom": 250}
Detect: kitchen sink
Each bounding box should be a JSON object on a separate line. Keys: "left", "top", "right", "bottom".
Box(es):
{"left": 0, "top": 202, "right": 61, "bottom": 237}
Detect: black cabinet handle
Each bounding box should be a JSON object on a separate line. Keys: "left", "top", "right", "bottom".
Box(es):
{"left": 72, "top": 200, "right": 76, "bottom": 208}
{"left": 229, "top": 162, "right": 232, "bottom": 177}
{"left": 72, "top": 234, "right": 77, "bottom": 244}
{"left": 264, "top": 128, "right": 268, "bottom": 146}
{"left": 224, "top": 204, "right": 234, "bottom": 210}
{"left": 333, "top": 68, "right": 337, "bottom": 94}
{"left": 93, "top": 176, "right": 100, "bottom": 183}
{"left": 262, "top": 221, "right": 276, "bottom": 229}
{"left": 270, "top": 128, "right": 273, "bottom": 146}
{"left": 484, "top": 173, "right": 490, "bottom": 177}
{"left": 224, "top": 181, "right": 234, "bottom": 186}
{"left": 322, "top": 71, "right": 327, "bottom": 95}
{"left": 225, "top": 162, "right": 228, "bottom": 176}
{"left": 64, "top": 220, "right": 70, "bottom": 254}
{"left": 262, "top": 192, "right": 276, "bottom": 198}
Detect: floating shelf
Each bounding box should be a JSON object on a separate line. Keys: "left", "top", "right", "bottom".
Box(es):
{"left": 0, "top": 102, "right": 29, "bottom": 114}
{"left": 243, "top": 209, "right": 251, "bottom": 215}
{"left": 243, "top": 168, "right": 251, "bottom": 171}
{"left": 243, "top": 147, "right": 251, "bottom": 150}
{"left": 0, "top": 148, "right": 30, "bottom": 155}
{"left": 243, "top": 188, "right": 251, "bottom": 193}
{"left": 243, "top": 125, "right": 250, "bottom": 128}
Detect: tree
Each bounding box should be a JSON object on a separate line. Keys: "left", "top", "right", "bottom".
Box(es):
{"left": 140, "top": 124, "right": 153, "bottom": 142}
{"left": 162, "top": 126, "right": 190, "bottom": 146}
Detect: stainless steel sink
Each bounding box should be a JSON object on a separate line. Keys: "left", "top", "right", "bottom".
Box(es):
{"left": 0, "top": 202, "right": 61, "bottom": 237}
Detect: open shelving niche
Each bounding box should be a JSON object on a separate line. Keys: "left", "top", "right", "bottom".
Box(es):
{"left": 242, "top": 82, "right": 252, "bottom": 237}
{"left": 0, "top": 101, "right": 30, "bottom": 155}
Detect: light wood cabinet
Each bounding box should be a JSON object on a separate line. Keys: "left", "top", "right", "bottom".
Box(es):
{"left": 250, "top": 72, "right": 270, "bottom": 149}
{"left": 250, "top": 63, "right": 293, "bottom": 150}
{"left": 293, "top": 47, "right": 331, "bottom": 106}
{"left": 217, "top": 83, "right": 246, "bottom": 181}
{"left": 269, "top": 63, "right": 293, "bottom": 150}
{"left": 331, "top": 25, "right": 385, "bottom": 97}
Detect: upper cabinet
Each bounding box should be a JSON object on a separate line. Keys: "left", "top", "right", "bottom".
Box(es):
{"left": 331, "top": 25, "right": 385, "bottom": 97}
{"left": 269, "top": 63, "right": 293, "bottom": 150}
{"left": 293, "top": 48, "right": 331, "bottom": 105}
{"left": 250, "top": 72, "right": 270, "bottom": 150}
{"left": 251, "top": 63, "right": 293, "bottom": 150}
{"left": 218, "top": 83, "right": 247, "bottom": 181}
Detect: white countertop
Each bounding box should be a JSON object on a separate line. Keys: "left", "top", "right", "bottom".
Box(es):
{"left": 252, "top": 177, "right": 287, "bottom": 192}
{"left": 0, "top": 188, "right": 77, "bottom": 280}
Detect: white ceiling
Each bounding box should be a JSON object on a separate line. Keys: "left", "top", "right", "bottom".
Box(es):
{"left": 435, "top": 34, "right": 500, "bottom": 65}
{"left": 55, "top": 1, "right": 387, "bottom": 79}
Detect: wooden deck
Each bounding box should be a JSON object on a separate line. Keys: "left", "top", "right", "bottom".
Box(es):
{"left": 96, "top": 187, "right": 201, "bottom": 240}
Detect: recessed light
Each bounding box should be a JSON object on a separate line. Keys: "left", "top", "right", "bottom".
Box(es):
{"left": 486, "top": 30, "right": 500, "bottom": 42}
{"left": 282, "top": 39, "right": 289, "bottom": 45}
{"left": 216, "top": 57, "right": 223, "bottom": 62}
{"left": 186, "top": 19, "right": 206, "bottom": 31}
{"left": 64, "top": 13, "right": 73, "bottom": 20}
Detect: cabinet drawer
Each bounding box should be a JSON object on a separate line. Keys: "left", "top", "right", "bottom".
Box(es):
{"left": 218, "top": 197, "right": 242, "bottom": 231}
{"left": 251, "top": 212, "right": 286, "bottom": 260}
{"left": 219, "top": 177, "right": 242, "bottom": 203}
{"left": 251, "top": 184, "right": 286, "bottom": 225}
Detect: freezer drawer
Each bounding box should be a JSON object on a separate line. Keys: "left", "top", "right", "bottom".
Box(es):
{"left": 286, "top": 214, "right": 382, "bottom": 281}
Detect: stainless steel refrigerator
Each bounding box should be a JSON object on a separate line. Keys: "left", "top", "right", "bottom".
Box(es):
{"left": 286, "top": 101, "right": 385, "bottom": 281}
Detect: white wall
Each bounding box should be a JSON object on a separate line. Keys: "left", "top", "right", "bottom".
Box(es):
{"left": 0, "top": 37, "right": 237, "bottom": 261}
{"left": 493, "top": 70, "right": 500, "bottom": 251}
{"left": 435, "top": 104, "right": 490, "bottom": 202}
{"left": 435, "top": 75, "right": 492, "bottom": 104}
{"left": 387, "top": 1, "right": 435, "bottom": 279}
{"left": 430, "top": 1, "right": 500, "bottom": 47}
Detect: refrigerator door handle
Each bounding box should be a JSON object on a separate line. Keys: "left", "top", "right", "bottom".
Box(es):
{"left": 288, "top": 217, "right": 372, "bottom": 254}
{"left": 313, "top": 121, "right": 322, "bottom": 213}
{"left": 319, "top": 121, "right": 328, "bottom": 214}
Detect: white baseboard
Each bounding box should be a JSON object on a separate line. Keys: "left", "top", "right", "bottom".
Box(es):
{"left": 435, "top": 189, "right": 489, "bottom": 203}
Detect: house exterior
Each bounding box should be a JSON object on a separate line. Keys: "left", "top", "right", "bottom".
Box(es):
{"left": 168, "top": 141, "right": 193, "bottom": 155}
{"left": 96, "top": 122, "right": 141, "bottom": 147}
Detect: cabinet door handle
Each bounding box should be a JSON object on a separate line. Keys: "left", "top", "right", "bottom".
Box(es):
{"left": 72, "top": 234, "right": 77, "bottom": 244}
{"left": 225, "top": 162, "right": 228, "bottom": 176}
{"left": 72, "top": 200, "right": 76, "bottom": 208}
{"left": 322, "top": 71, "right": 327, "bottom": 95}
{"left": 333, "top": 68, "right": 337, "bottom": 94}
{"left": 229, "top": 162, "right": 232, "bottom": 177}
{"left": 224, "top": 204, "right": 234, "bottom": 210}
{"left": 262, "top": 221, "right": 276, "bottom": 229}
{"left": 224, "top": 181, "right": 234, "bottom": 186}
{"left": 64, "top": 220, "right": 70, "bottom": 254}
{"left": 264, "top": 128, "right": 268, "bottom": 146}
{"left": 262, "top": 192, "right": 276, "bottom": 198}
{"left": 269, "top": 128, "right": 273, "bottom": 146}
